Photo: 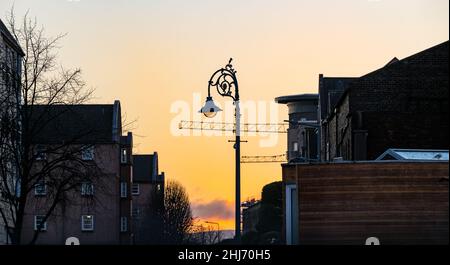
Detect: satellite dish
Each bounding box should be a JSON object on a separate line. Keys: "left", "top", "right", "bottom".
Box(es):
{"left": 65, "top": 237, "right": 80, "bottom": 245}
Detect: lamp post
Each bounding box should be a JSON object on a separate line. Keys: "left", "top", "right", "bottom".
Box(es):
{"left": 205, "top": 221, "right": 221, "bottom": 244}
{"left": 199, "top": 58, "right": 241, "bottom": 242}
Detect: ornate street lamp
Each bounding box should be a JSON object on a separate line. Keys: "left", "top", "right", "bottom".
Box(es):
{"left": 199, "top": 58, "right": 242, "bottom": 242}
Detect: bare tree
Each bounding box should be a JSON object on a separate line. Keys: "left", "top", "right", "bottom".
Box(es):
{"left": 163, "top": 180, "right": 193, "bottom": 244}
{"left": 190, "top": 222, "right": 222, "bottom": 245}
{"left": 0, "top": 9, "right": 105, "bottom": 245}
{"left": 133, "top": 182, "right": 164, "bottom": 244}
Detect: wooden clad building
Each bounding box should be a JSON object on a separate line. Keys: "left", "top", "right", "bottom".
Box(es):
{"left": 282, "top": 161, "right": 449, "bottom": 245}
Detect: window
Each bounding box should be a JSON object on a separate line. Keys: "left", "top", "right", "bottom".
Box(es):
{"left": 132, "top": 207, "right": 140, "bottom": 218}
{"left": 34, "top": 215, "right": 47, "bottom": 231}
{"left": 81, "top": 182, "right": 94, "bottom": 196}
{"left": 120, "top": 182, "right": 127, "bottom": 198}
{"left": 120, "top": 217, "right": 128, "bottom": 232}
{"left": 326, "top": 142, "right": 330, "bottom": 161}
{"left": 35, "top": 145, "right": 47, "bottom": 160}
{"left": 131, "top": 183, "right": 140, "bottom": 195}
{"left": 292, "top": 142, "right": 299, "bottom": 152}
{"left": 34, "top": 180, "right": 47, "bottom": 196}
{"left": 121, "top": 148, "right": 127, "bottom": 164}
{"left": 15, "top": 178, "right": 21, "bottom": 197}
{"left": 157, "top": 184, "right": 161, "bottom": 191}
{"left": 81, "top": 146, "right": 95, "bottom": 161}
{"left": 285, "top": 184, "right": 298, "bottom": 245}
{"left": 81, "top": 215, "right": 94, "bottom": 231}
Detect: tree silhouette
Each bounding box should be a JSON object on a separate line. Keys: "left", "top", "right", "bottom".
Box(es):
{"left": 162, "top": 180, "right": 193, "bottom": 244}
{"left": 0, "top": 9, "right": 104, "bottom": 245}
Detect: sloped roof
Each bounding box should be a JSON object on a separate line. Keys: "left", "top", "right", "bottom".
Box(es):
{"left": 0, "top": 18, "right": 25, "bottom": 56}
{"left": 358, "top": 41, "right": 448, "bottom": 81}
{"left": 30, "top": 104, "right": 119, "bottom": 144}
{"left": 384, "top": 57, "right": 399, "bottom": 67}
{"left": 133, "top": 154, "right": 157, "bottom": 183}
{"left": 376, "top": 149, "right": 449, "bottom": 161}
{"left": 326, "top": 40, "right": 449, "bottom": 121}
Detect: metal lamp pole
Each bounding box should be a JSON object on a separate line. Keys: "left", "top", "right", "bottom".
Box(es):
{"left": 200, "top": 58, "right": 241, "bottom": 242}
{"left": 205, "top": 221, "right": 221, "bottom": 243}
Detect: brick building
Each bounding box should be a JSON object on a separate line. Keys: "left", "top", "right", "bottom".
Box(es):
{"left": 132, "top": 154, "right": 164, "bottom": 244}
{"left": 280, "top": 41, "right": 449, "bottom": 245}
{"left": 318, "top": 76, "right": 356, "bottom": 161}
{"left": 322, "top": 41, "right": 449, "bottom": 161}
{"left": 20, "top": 101, "right": 134, "bottom": 244}
{"left": 119, "top": 132, "right": 133, "bottom": 244}
{"left": 0, "top": 18, "right": 24, "bottom": 245}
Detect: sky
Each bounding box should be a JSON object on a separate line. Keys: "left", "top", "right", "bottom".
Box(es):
{"left": 1, "top": 0, "right": 448, "bottom": 229}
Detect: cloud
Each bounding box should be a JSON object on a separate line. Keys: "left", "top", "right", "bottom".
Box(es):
{"left": 192, "top": 199, "right": 234, "bottom": 220}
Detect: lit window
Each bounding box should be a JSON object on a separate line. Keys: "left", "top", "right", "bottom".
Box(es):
{"left": 157, "top": 184, "right": 161, "bottom": 191}
{"left": 34, "top": 215, "right": 47, "bottom": 231}
{"left": 81, "top": 215, "right": 94, "bottom": 231}
{"left": 293, "top": 142, "right": 299, "bottom": 152}
{"left": 131, "top": 183, "right": 140, "bottom": 195}
{"left": 81, "top": 146, "right": 95, "bottom": 161}
{"left": 34, "top": 180, "right": 47, "bottom": 196}
{"left": 81, "top": 182, "right": 94, "bottom": 196}
{"left": 120, "top": 217, "right": 128, "bottom": 232}
{"left": 121, "top": 148, "right": 127, "bottom": 164}
{"left": 120, "top": 182, "right": 127, "bottom": 198}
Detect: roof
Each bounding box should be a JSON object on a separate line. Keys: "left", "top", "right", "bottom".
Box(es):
{"left": 318, "top": 76, "right": 357, "bottom": 121}
{"left": 376, "top": 149, "right": 449, "bottom": 161}
{"left": 325, "top": 40, "right": 449, "bottom": 122}
{"left": 358, "top": 41, "right": 449, "bottom": 81}
{"left": 133, "top": 154, "right": 158, "bottom": 183}
{"left": 30, "top": 103, "right": 121, "bottom": 144}
{"left": 384, "top": 57, "right": 399, "bottom": 67}
{"left": 275, "top": 93, "right": 318, "bottom": 104}
{"left": 0, "top": 18, "right": 25, "bottom": 56}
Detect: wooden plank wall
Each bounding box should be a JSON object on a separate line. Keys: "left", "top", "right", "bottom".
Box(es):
{"left": 290, "top": 162, "right": 448, "bottom": 245}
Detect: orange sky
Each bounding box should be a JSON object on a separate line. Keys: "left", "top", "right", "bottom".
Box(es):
{"left": 1, "top": 0, "right": 448, "bottom": 229}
